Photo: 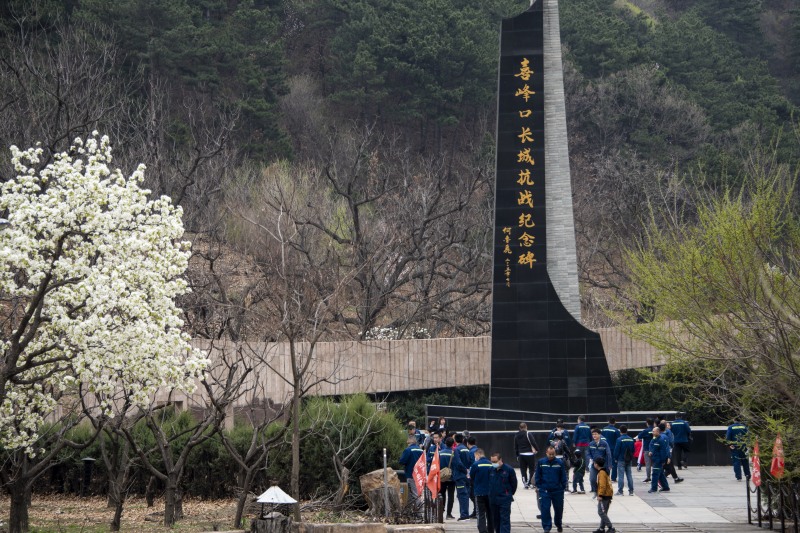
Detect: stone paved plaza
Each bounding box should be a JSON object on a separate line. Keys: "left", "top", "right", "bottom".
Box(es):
{"left": 442, "top": 466, "right": 757, "bottom": 533}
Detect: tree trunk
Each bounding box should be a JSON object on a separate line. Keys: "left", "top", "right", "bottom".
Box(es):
{"left": 163, "top": 475, "right": 179, "bottom": 527}
{"left": 106, "top": 439, "right": 130, "bottom": 509}
{"left": 8, "top": 480, "right": 30, "bottom": 533}
{"left": 334, "top": 465, "right": 349, "bottom": 508}
{"left": 234, "top": 468, "right": 255, "bottom": 528}
{"left": 110, "top": 497, "right": 124, "bottom": 532}
{"left": 176, "top": 486, "right": 184, "bottom": 520}
{"left": 145, "top": 476, "right": 157, "bottom": 507}
{"left": 291, "top": 391, "right": 301, "bottom": 522}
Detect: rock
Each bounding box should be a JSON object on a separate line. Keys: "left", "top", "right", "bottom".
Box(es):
{"left": 359, "top": 469, "right": 401, "bottom": 516}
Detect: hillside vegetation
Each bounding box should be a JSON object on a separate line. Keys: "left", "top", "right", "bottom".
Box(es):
{"left": 1, "top": 0, "right": 798, "bottom": 336}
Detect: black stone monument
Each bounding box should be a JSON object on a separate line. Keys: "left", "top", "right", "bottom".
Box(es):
{"left": 434, "top": 1, "right": 618, "bottom": 424}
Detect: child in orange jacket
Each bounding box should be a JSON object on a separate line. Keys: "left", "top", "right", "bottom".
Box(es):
{"left": 593, "top": 457, "right": 615, "bottom": 533}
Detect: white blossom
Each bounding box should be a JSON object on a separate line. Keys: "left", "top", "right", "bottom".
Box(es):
{"left": 0, "top": 133, "right": 209, "bottom": 452}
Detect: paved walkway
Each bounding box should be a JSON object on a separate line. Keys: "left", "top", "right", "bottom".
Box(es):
{"left": 442, "top": 466, "right": 755, "bottom": 533}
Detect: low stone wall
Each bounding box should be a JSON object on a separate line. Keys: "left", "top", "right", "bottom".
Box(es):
{"left": 292, "top": 523, "right": 444, "bottom": 533}
{"left": 181, "top": 330, "right": 660, "bottom": 408}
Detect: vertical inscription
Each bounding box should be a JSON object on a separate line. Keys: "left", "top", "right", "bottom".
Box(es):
{"left": 497, "top": 51, "right": 544, "bottom": 287}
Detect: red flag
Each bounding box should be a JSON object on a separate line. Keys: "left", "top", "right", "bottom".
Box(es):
{"left": 412, "top": 451, "right": 427, "bottom": 498}
{"left": 427, "top": 448, "right": 441, "bottom": 499}
{"left": 751, "top": 440, "right": 761, "bottom": 487}
{"left": 770, "top": 434, "right": 785, "bottom": 479}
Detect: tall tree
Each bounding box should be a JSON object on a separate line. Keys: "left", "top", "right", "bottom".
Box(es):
{"left": 622, "top": 152, "right": 800, "bottom": 469}
{"left": 0, "top": 135, "right": 208, "bottom": 531}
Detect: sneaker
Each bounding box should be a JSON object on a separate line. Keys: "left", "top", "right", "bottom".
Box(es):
{"left": 557, "top": 527, "right": 563, "bottom": 533}
{"left": 536, "top": 514, "right": 542, "bottom": 519}
{"left": 629, "top": 491, "right": 634, "bottom": 496}
{"left": 675, "top": 478, "right": 684, "bottom": 483}
{"left": 643, "top": 478, "right": 651, "bottom": 482}
{"left": 608, "top": 529, "right": 616, "bottom": 533}
{"left": 660, "top": 488, "right": 670, "bottom": 492}
{"left": 578, "top": 490, "right": 586, "bottom": 494}
{"left": 457, "top": 517, "right": 470, "bottom": 521}
{"left": 647, "top": 489, "right": 657, "bottom": 493}
{"left": 593, "top": 529, "right": 605, "bottom": 533}
{"left": 737, "top": 478, "right": 742, "bottom": 482}
{"left": 616, "top": 490, "right": 623, "bottom": 495}
{"left": 446, "top": 515, "right": 455, "bottom": 520}
{"left": 468, "top": 514, "right": 477, "bottom": 519}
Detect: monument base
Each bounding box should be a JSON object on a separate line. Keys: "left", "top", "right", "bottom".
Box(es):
{"left": 426, "top": 405, "right": 731, "bottom": 466}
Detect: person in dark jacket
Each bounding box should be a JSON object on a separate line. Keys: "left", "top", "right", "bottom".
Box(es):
{"left": 452, "top": 435, "right": 471, "bottom": 520}
{"left": 514, "top": 422, "right": 538, "bottom": 489}
{"left": 586, "top": 428, "right": 612, "bottom": 495}
{"left": 408, "top": 420, "right": 425, "bottom": 445}
{"left": 613, "top": 425, "right": 635, "bottom": 496}
{"left": 426, "top": 432, "right": 444, "bottom": 466}
{"left": 670, "top": 413, "right": 692, "bottom": 469}
{"left": 726, "top": 420, "right": 751, "bottom": 481}
{"left": 439, "top": 437, "right": 458, "bottom": 519}
{"left": 548, "top": 420, "right": 572, "bottom": 448}
{"left": 573, "top": 416, "right": 592, "bottom": 449}
{"left": 398, "top": 436, "right": 424, "bottom": 499}
{"left": 535, "top": 446, "right": 567, "bottom": 533}
{"left": 662, "top": 422, "right": 684, "bottom": 484}
{"left": 647, "top": 426, "right": 670, "bottom": 493}
{"left": 470, "top": 449, "right": 494, "bottom": 533}
{"left": 571, "top": 448, "right": 586, "bottom": 494}
{"left": 636, "top": 418, "right": 655, "bottom": 482}
{"left": 602, "top": 418, "right": 621, "bottom": 482}
{"left": 468, "top": 436, "right": 479, "bottom": 518}
{"left": 489, "top": 452, "right": 517, "bottom": 533}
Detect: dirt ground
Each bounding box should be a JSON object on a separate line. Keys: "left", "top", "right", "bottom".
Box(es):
{"left": 0, "top": 495, "right": 248, "bottom": 532}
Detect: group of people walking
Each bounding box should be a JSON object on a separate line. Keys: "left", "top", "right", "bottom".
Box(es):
{"left": 400, "top": 414, "right": 698, "bottom": 533}
{"left": 531, "top": 414, "right": 696, "bottom": 532}
{"left": 399, "top": 418, "right": 516, "bottom": 533}
{"left": 399, "top": 414, "right": 754, "bottom": 533}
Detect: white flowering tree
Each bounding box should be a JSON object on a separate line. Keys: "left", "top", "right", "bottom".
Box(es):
{"left": 0, "top": 134, "right": 208, "bottom": 532}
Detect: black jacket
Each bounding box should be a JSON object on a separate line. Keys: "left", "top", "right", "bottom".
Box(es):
{"left": 514, "top": 430, "right": 537, "bottom": 455}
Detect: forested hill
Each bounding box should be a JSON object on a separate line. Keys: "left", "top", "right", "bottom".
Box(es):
{"left": 1, "top": 0, "right": 798, "bottom": 337}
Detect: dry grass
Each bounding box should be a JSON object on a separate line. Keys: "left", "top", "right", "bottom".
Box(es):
{"left": 0, "top": 495, "right": 245, "bottom": 532}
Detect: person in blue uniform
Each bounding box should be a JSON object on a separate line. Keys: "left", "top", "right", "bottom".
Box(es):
{"left": 613, "top": 425, "right": 635, "bottom": 496}
{"left": 470, "top": 449, "right": 494, "bottom": 533}
{"left": 548, "top": 420, "right": 572, "bottom": 448}
{"left": 647, "top": 426, "right": 670, "bottom": 493}
{"left": 670, "top": 413, "right": 692, "bottom": 469}
{"left": 426, "top": 432, "right": 444, "bottom": 465}
{"left": 586, "top": 428, "right": 612, "bottom": 495}
{"left": 468, "top": 436, "right": 479, "bottom": 518}
{"left": 602, "top": 418, "right": 621, "bottom": 482}
{"left": 439, "top": 437, "right": 457, "bottom": 519}
{"left": 573, "top": 416, "right": 592, "bottom": 451}
{"left": 489, "top": 452, "right": 517, "bottom": 533}
{"left": 726, "top": 420, "right": 751, "bottom": 481}
{"left": 636, "top": 418, "right": 655, "bottom": 482}
{"left": 398, "top": 436, "right": 424, "bottom": 499}
{"left": 453, "top": 434, "right": 471, "bottom": 520}
{"left": 534, "top": 446, "right": 567, "bottom": 533}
